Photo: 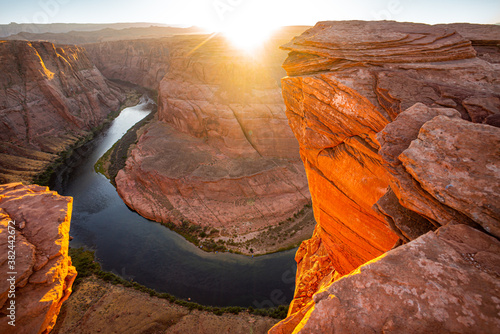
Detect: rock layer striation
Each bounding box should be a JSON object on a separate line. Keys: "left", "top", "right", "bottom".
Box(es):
{"left": 85, "top": 39, "right": 172, "bottom": 90}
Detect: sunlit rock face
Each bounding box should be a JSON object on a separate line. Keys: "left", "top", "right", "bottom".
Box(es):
{"left": 0, "top": 40, "right": 124, "bottom": 184}
{"left": 0, "top": 183, "right": 76, "bottom": 334}
{"left": 115, "top": 29, "right": 314, "bottom": 234}
{"left": 157, "top": 35, "right": 300, "bottom": 159}
{"left": 283, "top": 224, "right": 500, "bottom": 333}
{"left": 271, "top": 21, "right": 500, "bottom": 333}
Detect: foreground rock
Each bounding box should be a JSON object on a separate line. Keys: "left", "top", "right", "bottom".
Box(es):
{"left": 272, "top": 225, "right": 500, "bottom": 333}
{"left": 53, "top": 277, "right": 277, "bottom": 334}
{"left": 115, "top": 29, "right": 315, "bottom": 239}
{"left": 0, "top": 183, "right": 76, "bottom": 333}
{"left": 272, "top": 21, "right": 500, "bottom": 332}
{"left": 0, "top": 40, "right": 124, "bottom": 184}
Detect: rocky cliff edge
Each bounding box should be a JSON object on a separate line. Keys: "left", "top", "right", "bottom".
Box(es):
{"left": 0, "top": 183, "right": 76, "bottom": 333}
{"left": 271, "top": 21, "right": 500, "bottom": 333}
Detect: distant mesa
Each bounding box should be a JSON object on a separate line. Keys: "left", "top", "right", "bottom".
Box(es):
{"left": 0, "top": 22, "right": 183, "bottom": 38}
{"left": 4, "top": 25, "right": 207, "bottom": 44}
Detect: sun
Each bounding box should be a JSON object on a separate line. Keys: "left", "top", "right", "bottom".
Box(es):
{"left": 220, "top": 22, "right": 279, "bottom": 52}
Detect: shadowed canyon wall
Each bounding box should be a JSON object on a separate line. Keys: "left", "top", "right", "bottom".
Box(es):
{"left": 0, "top": 183, "right": 76, "bottom": 334}
{"left": 270, "top": 21, "right": 500, "bottom": 333}
{"left": 0, "top": 40, "right": 125, "bottom": 184}
{"left": 85, "top": 39, "right": 172, "bottom": 90}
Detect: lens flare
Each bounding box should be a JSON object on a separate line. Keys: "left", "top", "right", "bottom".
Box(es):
{"left": 221, "top": 22, "right": 278, "bottom": 52}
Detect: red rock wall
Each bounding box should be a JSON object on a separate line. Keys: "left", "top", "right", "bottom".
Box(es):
{"left": 0, "top": 40, "right": 125, "bottom": 184}
{"left": 157, "top": 37, "right": 299, "bottom": 159}
{"left": 271, "top": 21, "right": 500, "bottom": 333}
{"left": 0, "top": 183, "right": 76, "bottom": 334}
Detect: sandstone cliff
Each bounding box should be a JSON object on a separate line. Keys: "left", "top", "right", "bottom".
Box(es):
{"left": 0, "top": 183, "right": 76, "bottom": 333}
{"left": 114, "top": 29, "right": 316, "bottom": 240}
{"left": 0, "top": 40, "right": 125, "bottom": 184}
{"left": 84, "top": 39, "right": 172, "bottom": 89}
{"left": 277, "top": 224, "right": 500, "bottom": 333}
{"left": 271, "top": 21, "right": 500, "bottom": 333}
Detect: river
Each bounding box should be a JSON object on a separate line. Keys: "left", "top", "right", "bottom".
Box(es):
{"left": 52, "top": 97, "right": 297, "bottom": 308}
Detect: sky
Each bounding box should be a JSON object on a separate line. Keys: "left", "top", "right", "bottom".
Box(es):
{"left": 0, "top": 0, "right": 499, "bottom": 30}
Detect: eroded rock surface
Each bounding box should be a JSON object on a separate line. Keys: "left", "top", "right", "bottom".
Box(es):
{"left": 85, "top": 39, "right": 172, "bottom": 89}
{"left": 400, "top": 115, "right": 500, "bottom": 237}
{"left": 278, "top": 225, "right": 500, "bottom": 334}
{"left": 272, "top": 21, "right": 500, "bottom": 333}
{"left": 0, "top": 40, "right": 124, "bottom": 183}
{"left": 0, "top": 183, "right": 76, "bottom": 334}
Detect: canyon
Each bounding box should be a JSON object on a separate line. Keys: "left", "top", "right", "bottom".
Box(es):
{"left": 0, "top": 20, "right": 499, "bottom": 333}
{"left": 270, "top": 21, "right": 500, "bottom": 333}
{"left": 114, "top": 33, "right": 312, "bottom": 236}
{"left": 82, "top": 28, "right": 317, "bottom": 251}
{"left": 0, "top": 40, "right": 125, "bottom": 184}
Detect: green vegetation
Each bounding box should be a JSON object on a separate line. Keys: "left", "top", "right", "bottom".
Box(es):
{"left": 161, "top": 220, "right": 230, "bottom": 253}
{"left": 229, "top": 202, "right": 314, "bottom": 256}
{"left": 33, "top": 133, "right": 94, "bottom": 186}
{"left": 69, "top": 247, "right": 289, "bottom": 319}
{"left": 33, "top": 87, "right": 152, "bottom": 186}
{"left": 94, "top": 97, "right": 156, "bottom": 184}
{"left": 157, "top": 202, "right": 314, "bottom": 257}
{"left": 93, "top": 141, "right": 116, "bottom": 177}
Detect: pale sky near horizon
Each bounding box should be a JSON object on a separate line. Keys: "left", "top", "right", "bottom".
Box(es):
{"left": 0, "top": 0, "right": 499, "bottom": 30}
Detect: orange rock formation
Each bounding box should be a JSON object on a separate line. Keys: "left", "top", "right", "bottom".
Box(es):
{"left": 0, "top": 183, "right": 76, "bottom": 333}
{"left": 271, "top": 21, "right": 500, "bottom": 333}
